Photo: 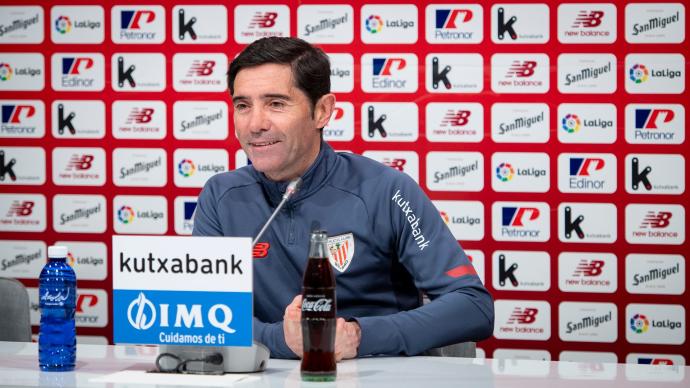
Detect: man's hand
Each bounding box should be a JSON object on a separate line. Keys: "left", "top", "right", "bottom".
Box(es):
{"left": 335, "top": 318, "right": 361, "bottom": 361}
{"left": 283, "top": 295, "right": 303, "bottom": 358}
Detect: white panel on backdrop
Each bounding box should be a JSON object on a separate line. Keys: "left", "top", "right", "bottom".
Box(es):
{"left": 625, "top": 3, "right": 685, "bottom": 43}
{"left": 327, "top": 53, "right": 354, "bottom": 93}
{"left": 0, "top": 53, "right": 44, "bottom": 91}
{"left": 53, "top": 194, "right": 107, "bottom": 234}
{"left": 492, "top": 201, "right": 550, "bottom": 242}
{"left": 558, "top": 252, "right": 617, "bottom": 293}
{"left": 491, "top": 152, "right": 550, "bottom": 193}
{"left": 491, "top": 251, "right": 550, "bottom": 291}
{"left": 432, "top": 200, "right": 484, "bottom": 241}
{"left": 625, "top": 254, "right": 685, "bottom": 295}
{"left": 557, "top": 54, "right": 617, "bottom": 94}
{"left": 625, "top": 204, "right": 685, "bottom": 245}
{"left": 55, "top": 241, "right": 108, "bottom": 281}
{"left": 174, "top": 196, "right": 197, "bottom": 236}
{"left": 298, "top": 5, "right": 353, "bottom": 44}
{"left": 0, "top": 194, "right": 46, "bottom": 232}
{"left": 559, "top": 302, "right": 617, "bottom": 343}
{"left": 625, "top": 54, "right": 685, "bottom": 94}
{"left": 324, "top": 102, "right": 354, "bottom": 142}
{"left": 425, "top": 4, "right": 483, "bottom": 44}
{"left": 112, "top": 148, "right": 167, "bottom": 187}
{"left": 112, "top": 100, "right": 166, "bottom": 140}
{"left": 427, "top": 152, "right": 483, "bottom": 192}
{"left": 626, "top": 304, "right": 685, "bottom": 345}
{"left": 492, "top": 349, "right": 551, "bottom": 376}
{"left": 557, "top": 153, "right": 617, "bottom": 194}
{"left": 464, "top": 250, "right": 485, "bottom": 284}
{"left": 113, "top": 195, "right": 167, "bottom": 235}
{"left": 0, "top": 240, "right": 45, "bottom": 279}
{"left": 361, "top": 54, "right": 418, "bottom": 93}
{"left": 111, "top": 53, "right": 165, "bottom": 92}
{"left": 360, "top": 102, "right": 418, "bottom": 141}
{"left": 0, "top": 100, "right": 44, "bottom": 138}
{"left": 558, "top": 203, "right": 617, "bottom": 243}
{"left": 361, "top": 4, "right": 418, "bottom": 44}
{"left": 173, "top": 101, "right": 228, "bottom": 140}
{"left": 50, "top": 6, "right": 104, "bottom": 44}
{"left": 557, "top": 3, "right": 617, "bottom": 44}
{"left": 234, "top": 5, "right": 289, "bottom": 44}
{"left": 173, "top": 5, "right": 227, "bottom": 44}
{"left": 427, "top": 102, "right": 483, "bottom": 143}
{"left": 51, "top": 100, "right": 105, "bottom": 139}
{"left": 425, "top": 54, "right": 483, "bottom": 93}
{"left": 111, "top": 5, "right": 165, "bottom": 44}
{"left": 52, "top": 147, "right": 106, "bottom": 186}
{"left": 491, "top": 4, "right": 549, "bottom": 44}
{"left": 362, "top": 151, "right": 419, "bottom": 183}
{"left": 493, "top": 300, "right": 551, "bottom": 340}
{"left": 491, "top": 53, "right": 549, "bottom": 94}
{"left": 0, "top": 147, "right": 45, "bottom": 185}
{"left": 491, "top": 103, "right": 549, "bottom": 143}
{"left": 624, "top": 104, "right": 684, "bottom": 144}
{"left": 557, "top": 103, "right": 616, "bottom": 144}
{"left": 51, "top": 53, "right": 104, "bottom": 91}
{"left": 173, "top": 149, "right": 229, "bottom": 188}
{"left": 172, "top": 53, "right": 227, "bottom": 92}
{"left": 0, "top": 6, "right": 44, "bottom": 44}
{"left": 624, "top": 154, "right": 685, "bottom": 195}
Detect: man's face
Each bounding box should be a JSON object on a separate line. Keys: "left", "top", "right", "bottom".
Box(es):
{"left": 232, "top": 63, "right": 332, "bottom": 182}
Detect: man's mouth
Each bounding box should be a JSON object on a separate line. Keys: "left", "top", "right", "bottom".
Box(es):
{"left": 250, "top": 140, "right": 279, "bottom": 147}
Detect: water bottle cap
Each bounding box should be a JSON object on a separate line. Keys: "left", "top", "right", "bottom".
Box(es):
{"left": 48, "top": 246, "right": 68, "bottom": 258}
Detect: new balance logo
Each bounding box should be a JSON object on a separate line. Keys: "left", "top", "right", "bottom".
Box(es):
{"left": 0, "top": 150, "right": 17, "bottom": 181}
{"left": 187, "top": 60, "right": 215, "bottom": 77}
{"left": 641, "top": 211, "right": 672, "bottom": 228}
{"left": 570, "top": 158, "right": 605, "bottom": 176}
{"left": 498, "top": 254, "right": 518, "bottom": 287}
{"left": 67, "top": 155, "right": 93, "bottom": 171}
{"left": 62, "top": 58, "right": 93, "bottom": 75}
{"left": 631, "top": 157, "right": 652, "bottom": 191}
{"left": 441, "top": 110, "right": 470, "bottom": 126}
{"left": 436, "top": 9, "right": 473, "bottom": 28}
{"left": 507, "top": 307, "right": 537, "bottom": 324}
{"left": 382, "top": 158, "right": 406, "bottom": 171}
{"left": 177, "top": 9, "right": 197, "bottom": 40}
{"left": 126, "top": 108, "right": 154, "bottom": 124}
{"left": 372, "top": 58, "right": 406, "bottom": 76}
{"left": 117, "top": 57, "right": 135, "bottom": 88}
{"left": 1, "top": 105, "right": 35, "bottom": 123}
{"left": 6, "top": 201, "right": 33, "bottom": 216}
{"left": 497, "top": 7, "right": 517, "bottom": 40}
{"left": 249, "top": 12, "right": 278, "bottom": 28}
{"left": 564, "top": 206, "right": 584, "bottom": 239}
{"left": 57, "top": 104, "right": 75, "bottom": 135}
{"left": 573, "top": 260, "right": 604, "bottom": 276}
{"left": 635, "top": 109, "right": 674, "bottom": 129}
{"left": 572, "top": 11, "right": 604, "bottom": 28}
{"left": 367, "top": 106, "right": 386, "bottom": 137}
{"left": 121, "top": 10, "right": 156, "bottom": 29}
{"left": 431, "top": 57, "right": 451, "bottom": 89}
{"left": 252, "top": 242, "right": 270, "bottom": 258}
{"left": 507, "top": 61, "right": 536, "bottom": 77}
{"left": 502, "top": 207, "right": 539, "bottom": 226}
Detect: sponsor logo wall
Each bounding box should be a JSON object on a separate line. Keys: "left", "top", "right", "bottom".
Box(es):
{"left": 0, "top": 1, "right": 687, "bottom": 363}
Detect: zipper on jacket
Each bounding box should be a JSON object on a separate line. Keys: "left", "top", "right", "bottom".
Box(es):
{"left": 287, "top": 206, "right": 295, "bottom": 245}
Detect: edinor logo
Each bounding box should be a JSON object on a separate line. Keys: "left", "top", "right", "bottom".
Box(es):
{"left": 55, "top": 16, "right": 71, "bottom": 34}
{"left": 629, "top": 64, "right": 649, "bottom": 84}
{"left": 495, "top": 163, "right": 515, "bottom": 182}
{"left": 178, "top": 159, "right": 195, "bottom": 177}
{"left": 372, "top": 57, "right": 406, "bottom": 76}
{"left": 62, "top": 57, "right": 93, "bottom": 75}
{"left": 118, "top": 206, "right": 135, "bottom": 224}
{"left": 562, "top": 114, "right": 581, "bottom": 133}
{"left": 630, "top": 314, "right": 649, "bottom": 333}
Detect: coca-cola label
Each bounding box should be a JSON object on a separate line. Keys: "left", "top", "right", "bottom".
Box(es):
{"left": 302, "top": 297, "right": 334, "bottom": 313}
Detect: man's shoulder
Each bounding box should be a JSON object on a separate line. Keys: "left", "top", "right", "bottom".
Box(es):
{"left": 330, "top": 151, "right": 416, "bottom": 196}
{"left": 202, "top": 166, "right": 259, "bottom": 199}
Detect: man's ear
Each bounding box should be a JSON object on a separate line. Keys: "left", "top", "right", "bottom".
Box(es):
{"left": 314, "top": 93, "right": 336, "bottom": 129}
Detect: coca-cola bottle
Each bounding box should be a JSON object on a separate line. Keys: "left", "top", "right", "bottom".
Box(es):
{"left": 301, "top": 230, "right": 336, "bottom": 381}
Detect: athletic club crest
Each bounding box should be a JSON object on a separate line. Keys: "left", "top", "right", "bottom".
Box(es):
{"left": 327, "top": 233, "right": 354, "bottom": 273}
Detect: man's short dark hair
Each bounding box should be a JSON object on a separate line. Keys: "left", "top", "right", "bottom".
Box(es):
{"left": 228, "top": 37, "right": 331, "bottom": 111}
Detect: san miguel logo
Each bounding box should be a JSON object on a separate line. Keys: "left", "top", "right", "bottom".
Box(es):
{"left": 326, "top": 233, "right": 354, "bottom": 272}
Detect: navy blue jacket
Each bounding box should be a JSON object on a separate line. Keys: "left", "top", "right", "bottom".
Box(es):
{"left": 193, "top": 141, "right": 494, "bottom": 358}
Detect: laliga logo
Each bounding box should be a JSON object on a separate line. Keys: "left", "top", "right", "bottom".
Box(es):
{"left": 495, "top": 162, "right": 515, "bottom": 182}
{"left": 55, "top": 16, "right": 72, "bottom": 34}
{"left": 118, "top": 205, "right": 135, "bottom": 224}
{"left": 127, "top": 292, "right": 236, "bottom": 333}
{"left": 562, "top": 114, "right": 581, "bottom": 133}
{"left": 629, "top": 64, "right": 649, "bottom": 84}
{"left": 0, "top": 63, "right": 12, "bottom": 81}
{"left": 178, "top": 159, "right": 196, "bottom": 177}
{"left": 365, "top": 15, "right": 383, "bottom": 33}
{"left": 439, "top": 211, "right": 450, "bottom": 224}
{"left": 630, "top": 313, "right": 649, "bottom": 333}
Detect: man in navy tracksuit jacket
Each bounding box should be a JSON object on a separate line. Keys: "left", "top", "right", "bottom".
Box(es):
{"left": 193, "top": 37, "right": 494, "bottom": 359}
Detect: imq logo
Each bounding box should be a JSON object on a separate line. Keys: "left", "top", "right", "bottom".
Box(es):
{"left": 51, "top": 100, "right": 105, "bottom": 139}
{"left": 174, "top": 5, "right": 227, "bottom": 44}
{"left": 491, "top": 4, "right": 549, "bottom": 44}
{"left": 626, "top": 3, "right": 685, "bottom": 43}
{"left": 625, "top": 204, "right": 685, "bottom": 245}
{"left": 0, "top": 6, "right": 43, "bottom": 44}
{"left": 558, "top": 203, "right": 616, "bottom": 243}
{"left": 112, "top": 53, "right": 165, "bottom": 92}
{"left": 51, "top": 53, "right": 104, "bottom": 91}
{"left": 361, "top": 102, "right": 418, "bottom": 142}
{"left": 235, "top": 5, "right": 287, "bottom": 43}
{"left": 426, "top": 103, "right": 483, "bottom": 143}
{"left": 0, "top": 100, "right": 44, "bottom": 138}
{"left": 625, "top": 104, "right": 684, "bottom": 144}
{"left": 492, "top": 54, "right": 549, "bottom": 93}
{"left": 361, "top": 54, "right": 417, "bottom": 93}
{"left": 425, "top": 54, "right": 482, "bottom": 93}
{"left": 426, "top": 5, "right": 482, "bottom": 43}
{"left": 492, "top": 202, "right": 549, "bottom": 242}
{"left": 494, "top": 300, "right": 551, "bottom": 340}
{"left": 557, "top": 103, "right": 616, "bottom": 144}
{"left": 50, "top": 6, "right": 104, "bottom": 44}
{"left": 558, "top": 252, "right": 617, "bottom": 293}
{"left": 559, "top": 302, "right": 617, "bottom": 343}
{"left": 557, "top": 153, "right": 616, "bottom": 193}
{"left": 626, "top": 254, "right": 684, "bottom": 295}
{"left": 625, "top": 154, "right": 685, "bottom": 195}
{"left": 112, "top": 6, "right": 164, "bottom": 43}
{"left": 492, "top": 251, "right": 550, "bottom": 291}
{"left": 297, "top": 5, "right": 353, "bottom": 44}
{"left": 558, "top": 4, "right": 616, "bottom": 43}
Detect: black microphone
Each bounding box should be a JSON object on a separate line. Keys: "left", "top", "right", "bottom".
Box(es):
{"left": 252, "top": 177, "right": 302, "bottom": 247}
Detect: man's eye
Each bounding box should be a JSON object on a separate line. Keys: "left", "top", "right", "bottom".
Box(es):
{"left": 270, "top": 101, "right": 286, "bottom": 109}
{"left": 234, "top": 103, "right": 248, "bottom": 111}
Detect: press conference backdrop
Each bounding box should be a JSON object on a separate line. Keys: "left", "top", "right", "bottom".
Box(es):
{"left": 0, "top": 0, "right": 687, "bottom": 365}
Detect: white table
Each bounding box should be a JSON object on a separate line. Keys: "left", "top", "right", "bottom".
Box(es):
{"left": 0, "top": 342, "right": 686, "bottom": 387}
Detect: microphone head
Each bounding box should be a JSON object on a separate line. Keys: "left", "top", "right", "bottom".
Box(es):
{"left": 284, "top": 177, "right": 302, "bottom": 199}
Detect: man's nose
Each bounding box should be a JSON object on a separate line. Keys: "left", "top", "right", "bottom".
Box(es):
{"left": 247, "top": 106, "right": 269, "bottom": 134}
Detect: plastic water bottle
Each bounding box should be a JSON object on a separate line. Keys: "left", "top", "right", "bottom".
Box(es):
{"left": 39, "top": 245, "right": 76, "bottom": 371}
